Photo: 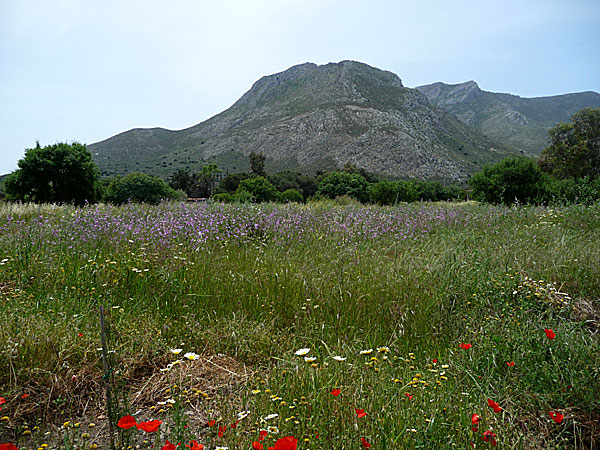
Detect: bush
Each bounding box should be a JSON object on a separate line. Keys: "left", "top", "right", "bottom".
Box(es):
{"left": 280, "top": 188, "right": 304, "bottom": 203}
{"left": 103, "top": 173, "right": 180, "bottom": 205}
{"left": 236, "top": 176, "right": 280, "bottom": 203}
{"left": 542, "top": 176, "right": 600, "bottom": 205}
{"left": 212, "top": 193, "right": 235, "bottom": 203}
{"left": 317, "top": 171, "right": 369, "bottom": 203}
{"left": 469, "top": 157, "right": 545, "bottom": 205}
{"left": 369, "top": 180, "right": 463, "bottom": 205}
{"left": 368, "top": 181, "right": 397, "bottom": 205}
{"left": 232, "top": 190, "right": 254, "bottom": 203}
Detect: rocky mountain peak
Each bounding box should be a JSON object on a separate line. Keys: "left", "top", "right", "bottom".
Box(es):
{"left": 233, "top": 61, "right": 405, "bottom": 111}
{"left": 416, "top": 80, "right": 482, "bottom": 106}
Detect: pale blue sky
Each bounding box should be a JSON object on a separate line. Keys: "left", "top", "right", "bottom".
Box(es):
{"left": 1, "top": 0, "right": 599, "bottom": 175}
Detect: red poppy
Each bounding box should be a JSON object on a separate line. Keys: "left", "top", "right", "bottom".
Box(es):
{"left": 206, "top": 420, "right": 216, "bottom": 427}
{"left": 471, "top": 413, "right": 481, "bottom": 425}
{"left": 78, "top": 333, "right": 83, "bottom": 337}
{"left": 506, "top": 361, "right": 515, "bottom": 367}
{"left": 544, "top": 329, "right": 556, "bottom": 340}
{"left": 137, "top": 420, "right": 162, "bottom": 433}
{"left": 331, "top": 388, "right": 341, "bottom": 397}
{"left": 482, "top": 430, "right": 497, "bottom": 446}
{"left": 432, "top": 359, "right": 438, "bottom": 364}
{"left": 218, "top": 425, "right": 227, "bottom": 437}
{"left": 273, "top": 436, "right": 297, "bottom": 450}
{"left": 459, "top": 343, "right": 472, "bottom": 350}
{"left": 116, "top": 415, "right": 137, "bottom": 430}
{"left": 186, "top": 441, "right": 203, "bottom": 450}
{"left": 259, "top": 429, "right": 268, "bottom": 441}
{"left": 361, "top": 437, "right": 371, "bottom": 448}
{"left": 0, "top": 397, "right": 6, "bottom": 405}
{"left": 549, "top": 411, "right": 564, "bottom": 424}
{"left": 253, "top": 442, "right": 263, "bottom": 450}
{"left": 161, "top": 440, "right": 177, "bottom": 450}
{"left": 0, "top": 444, "right": 19, "bottom": 450}
{"left": 487, "top": 399, "right": 502, "bottom": 413}
{"left": 355, "top": 408, "right": 367, "bottom": 418}
{"left": 405, "top": 393, "right": 413, "bottom": 401}
{"left": 20, "top": 394, "right": 29, "bottom": 399}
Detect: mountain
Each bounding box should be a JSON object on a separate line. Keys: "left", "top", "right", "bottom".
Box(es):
{"left": 90, "top": 61, "right": 518, "bottom": 182}
{"left": 416, "top": 81, "right": 600, "bottom": 154}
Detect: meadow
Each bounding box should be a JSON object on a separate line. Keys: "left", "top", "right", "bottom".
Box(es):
{"left": 0, "top": 201, "right": 598, "bottom": 450}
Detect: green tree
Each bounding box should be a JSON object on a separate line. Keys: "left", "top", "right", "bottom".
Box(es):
{"left": 368, "top": 181, "right": 398, "bottom": 205}
{"left": 218, "top": 172, "right": 256, "bottom": 193}
{"left": 249, "top": 152, "right": 267, "bottom": 177}
{"left": 5, "top": 142, "right": 99, "bottom": 205}
{"left": 103, "top": 173, "right": 180, "bottom": 205}
{"left": 538, "top": 108, "right": 600, "bottom": 179}
{"left": 268, "top": 170, "right": 318, "bottom": 200}
{"left": 469, "top": 157, "right": 546, "bottom": 204}
{"left": 195, "top": 163, "right": 221, "bottom": 198}
{"left": 317, "top": 171, "right": 370, "bottom": 203}
{"left": 236, "top": 176, "right": 280, "bottom": 203}
{"left": 169, "top": 168, "right": 196, "bottom": 195}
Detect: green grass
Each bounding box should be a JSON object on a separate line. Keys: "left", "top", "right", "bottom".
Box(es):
{"left": 0, "top": 202, "right": 598, "bottom": 449}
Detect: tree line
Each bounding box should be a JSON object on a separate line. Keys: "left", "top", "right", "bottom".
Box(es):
{"left": 1, "top": 108, "right": 598, "bottom": 206}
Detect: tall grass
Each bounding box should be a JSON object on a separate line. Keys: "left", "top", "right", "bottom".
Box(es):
{"left": 0, "top": 202, "right": 598, "bottom": 449}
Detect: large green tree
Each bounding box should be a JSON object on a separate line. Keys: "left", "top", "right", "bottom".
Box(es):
{"left": 5, "top": 142, "right": 99, "bottom": 205}
{"left": 317, "top": 171, "right": 370, "bottom": 203}
{"left": 469, "top": 156, "right": 546, "bottom": 204}
{"left": 236, "top": 176, "right": 280, "bottom": 203}
{"left": 538, "top": 108, "right": 600, "bottom": 179}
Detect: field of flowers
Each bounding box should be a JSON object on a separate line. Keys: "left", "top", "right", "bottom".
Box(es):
{"left": 0, "top": 201, "right": 599, "bottom": 449}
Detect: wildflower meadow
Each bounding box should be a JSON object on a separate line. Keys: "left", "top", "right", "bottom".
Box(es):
{"left": 0, "top": 201, "right": 598, "bottom": 449}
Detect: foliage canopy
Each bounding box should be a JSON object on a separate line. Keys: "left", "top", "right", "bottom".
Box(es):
{"left": 236, "top": 176, "right": 280, "bottom": 203}
{"left": 538, "top": 108, "right": 600, "bottom": 179}
{"left": 5, "top": 142, "right": 99, "bottom": 205}
{"left": 469, "top": 157, "right": 546, "bottom": 205}
{"left": 317, "top": 171, "right": 370, "bottom": 203}
{"left": 104, "top": 173, "right": 180, "bottom": 205}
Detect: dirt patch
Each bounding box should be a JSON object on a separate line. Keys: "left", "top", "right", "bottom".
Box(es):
{"left": 0, "top": 354, "right": 251, "bottom": 446}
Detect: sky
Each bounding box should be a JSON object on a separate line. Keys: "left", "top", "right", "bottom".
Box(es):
{"left": 1, "top": 0, "right": 599, "bottom": 175}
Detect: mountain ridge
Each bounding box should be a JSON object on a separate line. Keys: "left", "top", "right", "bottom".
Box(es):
{"left": 89, "top": 61, "right": 518, "bottom": 181}
{"left": 416, "top": 81, "right": 600, "bottom": 154}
